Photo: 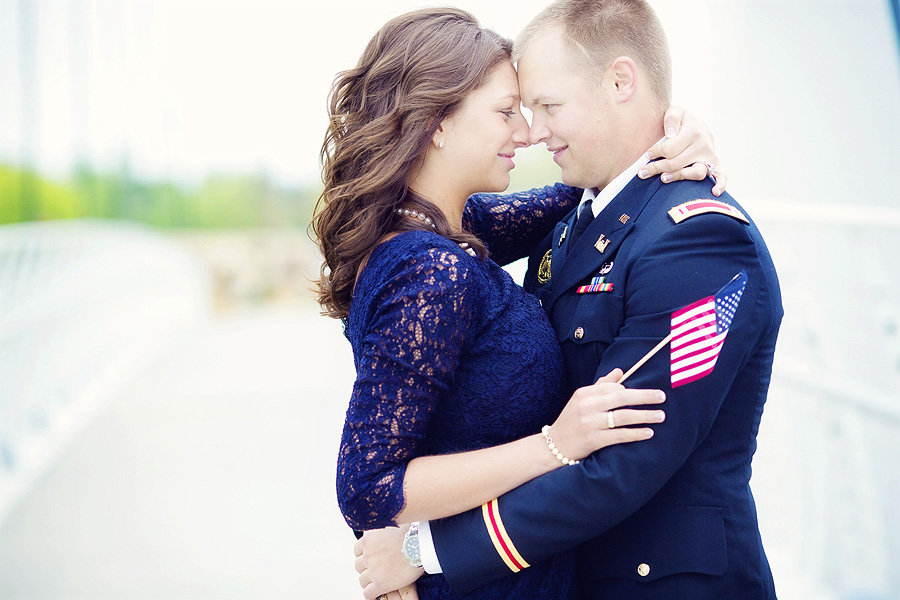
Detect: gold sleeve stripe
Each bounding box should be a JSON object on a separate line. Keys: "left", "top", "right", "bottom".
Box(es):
{"left": 481, "top": 499, "right": 530, "bottom": 573}
{"left": 482, "top": 502, "right": 520, "bottom": 572}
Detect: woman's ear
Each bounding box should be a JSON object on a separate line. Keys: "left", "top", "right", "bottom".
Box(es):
{"left": 432, "top": 123, "right": 446, "bottom": 150}
{"left": 608, "top": 56, "right": 638, "bottom": 102}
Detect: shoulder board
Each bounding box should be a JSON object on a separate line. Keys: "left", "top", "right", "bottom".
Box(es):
{"left": 668, "top": 199, "right": 749, "bottom": 225}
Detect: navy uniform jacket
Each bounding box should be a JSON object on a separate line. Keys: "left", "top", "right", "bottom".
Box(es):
{"left": 430, "top": 174, "right": 782, "bottom": 599}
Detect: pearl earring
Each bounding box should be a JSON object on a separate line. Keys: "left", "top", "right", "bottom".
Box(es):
{"left": 438, "top": 140, "right": 444, "bottom": 149}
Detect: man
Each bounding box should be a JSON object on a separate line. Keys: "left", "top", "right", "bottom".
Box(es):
{"left": 361, "top": 1, "right": 781, "bottom": 598}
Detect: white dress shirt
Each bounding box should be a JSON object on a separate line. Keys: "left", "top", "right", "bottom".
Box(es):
{"left": 579, "top": 143, "right": 661, "bottom": 219}
{"left": 418, "top": 141, "right": 664, "bottom": 574}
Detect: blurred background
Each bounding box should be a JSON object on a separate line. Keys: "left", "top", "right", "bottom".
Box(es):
{"left": 0, "top": 0, "right": 898, "bottom": 598}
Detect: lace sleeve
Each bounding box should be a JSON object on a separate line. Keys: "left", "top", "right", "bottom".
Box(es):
{"left": 463, "top": 183, "right": 582, "bottom": 266}
{"left": 336, "top": 246, "right": 479, "bottom": 531}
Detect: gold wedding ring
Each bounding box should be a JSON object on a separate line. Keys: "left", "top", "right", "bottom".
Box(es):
{"left": 607, "top": 411, "right": 616, "bottom": 429}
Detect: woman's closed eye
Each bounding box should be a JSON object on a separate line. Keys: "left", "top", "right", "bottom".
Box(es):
{"left": 500, "top": 108, "right": 517, "bottom": 119}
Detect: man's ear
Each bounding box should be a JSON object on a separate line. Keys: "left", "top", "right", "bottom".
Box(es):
{"left": 608, "top": 56, "right": 638, "bottom": 102}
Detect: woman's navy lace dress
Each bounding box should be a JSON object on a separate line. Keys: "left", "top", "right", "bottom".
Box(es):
{"left": 337, "top": 184, "right": 581, "bottom": 600}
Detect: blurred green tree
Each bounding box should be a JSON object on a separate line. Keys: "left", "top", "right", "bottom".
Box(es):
{"left": 0, "top": 164, "right": 320, "bottom": 230}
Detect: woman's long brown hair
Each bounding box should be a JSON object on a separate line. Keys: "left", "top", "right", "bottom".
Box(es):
{"left": 310, "top": 8, "right": 513, "bottom": 319}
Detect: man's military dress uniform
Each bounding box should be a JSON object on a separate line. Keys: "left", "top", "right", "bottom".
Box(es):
{"left": 427, "top": 171, "right": 783, "bottom": 600}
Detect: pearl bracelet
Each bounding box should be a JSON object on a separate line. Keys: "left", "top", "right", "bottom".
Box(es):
{"left": 541, "top": 425, "right": 580, "bottom": 466}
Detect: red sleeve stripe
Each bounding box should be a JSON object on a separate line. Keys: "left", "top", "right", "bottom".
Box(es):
{"left": 481, "top": 498, "right": 530, "bottom": 573}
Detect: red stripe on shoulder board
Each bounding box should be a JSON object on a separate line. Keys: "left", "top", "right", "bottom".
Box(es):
{"left": 668, "top": 199, "right": 749, "bottom": 225}
{"left": 685, "top": 200, "right": 728, "bottom": 210}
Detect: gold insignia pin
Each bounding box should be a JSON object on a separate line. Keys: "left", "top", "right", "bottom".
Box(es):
{"left": 558, "top": 225, "right": 568, "bottom": 247}
{"left": 619, "top": 214, "right": 630, "bottom": 224}
{"left": 594, "top": 234, "right": 610, "bottom": 253}
{"left": 537, "top": 249, "right": 552, "bottom": 284}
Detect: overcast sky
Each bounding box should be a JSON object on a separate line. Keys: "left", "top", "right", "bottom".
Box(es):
{"left": 1, "top": 0, "right": 898, "bottom": 206}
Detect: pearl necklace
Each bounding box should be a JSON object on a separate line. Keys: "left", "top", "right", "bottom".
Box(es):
{"left": 394, "top": 207, "right": 476, "bottom": 256}
{"left": 395, "top": 208, "right": 436, "bottom": 229}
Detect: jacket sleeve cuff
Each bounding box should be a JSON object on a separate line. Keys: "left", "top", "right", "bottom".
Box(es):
{"left": 418, "top": 520, "right": 443, "bottom": 574}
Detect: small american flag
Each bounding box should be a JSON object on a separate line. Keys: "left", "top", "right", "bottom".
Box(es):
{"left": 669, "top": 271, "right": 747, "bottom": 388}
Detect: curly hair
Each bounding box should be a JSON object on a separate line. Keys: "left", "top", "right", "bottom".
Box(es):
{"left": 310, "top": 7, "right": 513, "bottom": 319}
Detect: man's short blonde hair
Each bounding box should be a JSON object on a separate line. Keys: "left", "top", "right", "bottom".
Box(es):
{"left": 515, "top": 0, "right": 672, "bottom": 110}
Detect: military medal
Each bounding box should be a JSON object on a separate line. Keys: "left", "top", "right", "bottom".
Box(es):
{"left": 558, "top": 225, "right": 568, "bottom": 247}
{"left": 537, "top": 249, "right": 552, "bottom": 284}
{"left": 594, "top": 234, "right": 610, "bottom": 253}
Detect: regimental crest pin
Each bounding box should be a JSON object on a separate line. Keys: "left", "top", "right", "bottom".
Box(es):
{"left": 619, "top": 214, "right": 630, "bottom": 224}
{"left": 594, "top": 234, "right": 610, "bottom": 253}
{"left": 558, "top": 225, "right": 568, "bottom": 248}
{"left": 537, "top": 249, "right": 552, "bottom": 284}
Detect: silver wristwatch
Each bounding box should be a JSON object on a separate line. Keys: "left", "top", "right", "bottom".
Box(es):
{"left": 401, "top": 522, "right": 423, "bottom": 568}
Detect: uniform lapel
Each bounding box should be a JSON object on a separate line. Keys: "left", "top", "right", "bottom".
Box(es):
{"left": 534, "top": 207, "right": 578, "bottom": 306}
{"left": 551, "top": 208, "right": 579, "bottom": 282}
{"left": 546, "top": 175, "right": 663, "bottom": 312}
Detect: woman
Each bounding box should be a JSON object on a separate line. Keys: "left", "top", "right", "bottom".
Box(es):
{"left": 312, "top": 8, "right": 720, "bottom": 600}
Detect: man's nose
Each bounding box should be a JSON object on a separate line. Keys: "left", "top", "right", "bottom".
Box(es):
{"left": 529, "top": 117, "right": 550, "bottom": 146}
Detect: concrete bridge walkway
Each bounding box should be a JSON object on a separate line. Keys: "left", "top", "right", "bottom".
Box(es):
{"left": 0, "top": 307, "right": 362, "bottom": 599}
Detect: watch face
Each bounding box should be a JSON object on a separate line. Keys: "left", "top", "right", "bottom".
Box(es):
{"left": 404, "top": 536, "right": 421, "bottom": 562}
{"left": 403, "top": 529, "right": 422, "bottom": 567}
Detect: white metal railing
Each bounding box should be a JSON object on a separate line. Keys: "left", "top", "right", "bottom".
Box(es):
{"left": 749, "top": 201, "right": 900, "bottom": 600}
{"left": 0, "top": 219, "right": 209, "bottom": 523}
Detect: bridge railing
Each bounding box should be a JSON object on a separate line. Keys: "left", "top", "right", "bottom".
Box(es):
{"left": 0, "top": 219, "right": 209, "bottom": 523}
{"left": 750, "top": 200, "right": 900, "bottom": 600}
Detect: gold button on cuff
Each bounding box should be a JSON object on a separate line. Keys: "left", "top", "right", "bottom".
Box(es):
{"left": 574, "top": 327, "right": 584, "bottom": 340}
{"left": 637, "top": 563, "right": 650, "bottom": 577}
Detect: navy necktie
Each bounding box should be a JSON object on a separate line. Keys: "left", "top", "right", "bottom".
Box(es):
{"left": 568, "top": 199, "right": 595, "bottom": 247}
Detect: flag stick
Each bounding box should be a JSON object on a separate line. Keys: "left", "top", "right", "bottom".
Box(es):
{"left": 617, "top": 333, "right": 672, "bottom": 385}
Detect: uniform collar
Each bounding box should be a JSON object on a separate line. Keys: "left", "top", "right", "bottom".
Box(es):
{"left": 578, "top": 137, "right": 665, "bottom": 218}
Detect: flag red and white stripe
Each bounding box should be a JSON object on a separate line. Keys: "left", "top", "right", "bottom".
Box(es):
{"left": 669, "top": 271, "right": 746, "bottom": 388}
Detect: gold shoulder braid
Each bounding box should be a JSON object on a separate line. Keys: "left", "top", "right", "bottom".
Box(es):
{"left": 537, "top": 249, "right": 552, "bottom": 284}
